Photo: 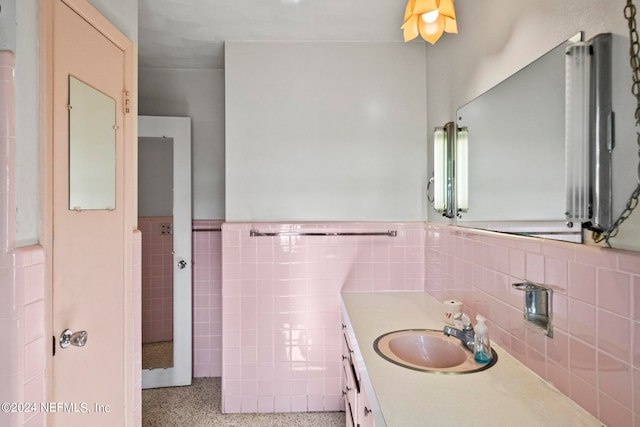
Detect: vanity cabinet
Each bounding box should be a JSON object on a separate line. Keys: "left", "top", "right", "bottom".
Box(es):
{"left": 341, "top": 316, "right": 378, "bottom": 427}
{"left": 340, "top": 292, "right": 604, "bottom": 427}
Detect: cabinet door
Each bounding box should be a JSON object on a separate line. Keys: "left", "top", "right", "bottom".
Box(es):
{"left": 342, "top": 321, "right": 358, "bottom": 427}
{"left": 358, "top": 385, "right": 375, "bottom": 427}
{"left": 345, "top": 396, "right": 356, "bottom": 427}
{"left": 342, "top": 360, "right": 357, "bottom": 427}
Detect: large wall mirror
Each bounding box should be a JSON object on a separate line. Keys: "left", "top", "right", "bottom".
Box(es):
{"left": 455, "top": 34, "right": 585, "bottom": 242}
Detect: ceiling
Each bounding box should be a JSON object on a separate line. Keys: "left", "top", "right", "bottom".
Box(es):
{"left": 138, "top": 0, "right": 407, "bottom": 69}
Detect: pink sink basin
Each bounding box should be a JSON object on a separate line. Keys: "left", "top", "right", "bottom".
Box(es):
{"left": 374, "top": 329, "right": 497, "bottom": 374}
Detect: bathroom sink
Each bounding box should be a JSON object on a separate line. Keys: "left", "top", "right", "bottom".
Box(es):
{"left": 373, "top": 329, "right": 497, "bottom": 374}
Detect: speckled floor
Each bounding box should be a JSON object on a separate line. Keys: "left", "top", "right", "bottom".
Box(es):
{"left": 142, "top": 377, "right": 345, "bottom": 426}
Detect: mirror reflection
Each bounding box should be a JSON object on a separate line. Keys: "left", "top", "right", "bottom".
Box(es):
{"left": 139, "top": 136, "right": 174, "bottom": 369}
{"left": 68, "top": 76, "right": 116, "bottom": 210}
{"left": 455, "top": 35, "right": 583, "bottom": 242}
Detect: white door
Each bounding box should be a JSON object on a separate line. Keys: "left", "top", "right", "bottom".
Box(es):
{"left": 139, "top": 116, "right": 192, "bottom": 388}
{"left": 49, "top": 1, "right": 134, "bottom": 425}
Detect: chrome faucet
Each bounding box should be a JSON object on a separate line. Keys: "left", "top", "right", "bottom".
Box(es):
{"left": 443, "top": 313, "right": 475, "bottom": 352}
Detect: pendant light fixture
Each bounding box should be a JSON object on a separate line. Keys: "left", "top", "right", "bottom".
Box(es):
{"left": 401, "top": 0, "right": 457, "bottom": 44}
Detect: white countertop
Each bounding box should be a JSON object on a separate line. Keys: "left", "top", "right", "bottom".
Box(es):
{"left": 341, "top": 292, "right": 604, "bottom": 427}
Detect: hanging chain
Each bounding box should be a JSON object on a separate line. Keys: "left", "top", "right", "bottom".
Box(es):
{"left": 592, "top": 0, "right": 640, "bottom": 246}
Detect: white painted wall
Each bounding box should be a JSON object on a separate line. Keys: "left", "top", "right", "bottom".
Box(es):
{"left": 225, "top": 41, "right": 428, "bottom": 221}
{"left": 0, "top": 0, "right": 40, "bottom": 246}
{"left": 138, "top": 68, "right": 226, "bottom": 220}
{"left": 426, "top": 0, "right": 640, "bottom": 251}
{"left": 14, "top": 0, "right": 38, "bottom": 246}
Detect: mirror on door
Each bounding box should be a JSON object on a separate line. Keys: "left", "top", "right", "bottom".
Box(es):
{"left": 139, "top": 115, "right": 191, "bottom": 388}
{"left": 68, "top": 76, "right": 117, "bottom": 210}
{"left": 139, "top": 136, "right": 174, "bottom": 369}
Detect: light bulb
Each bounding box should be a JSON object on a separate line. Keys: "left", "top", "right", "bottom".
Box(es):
{"left": 421, "top": 9, "right": 439, "bottom": 24}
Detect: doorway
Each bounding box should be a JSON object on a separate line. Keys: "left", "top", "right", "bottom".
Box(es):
{"left": 139, "top": 116, "right": 192, "bottom": 388}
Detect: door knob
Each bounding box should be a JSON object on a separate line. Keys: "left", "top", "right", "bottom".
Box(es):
{"left": 60, "top": 329, "right": 88, "bottom": 349}
{"left": 177, "top": 259, "right": 187, "bottom": 269}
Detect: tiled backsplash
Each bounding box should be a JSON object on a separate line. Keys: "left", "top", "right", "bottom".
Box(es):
{"left": 220, "top": 222, "right": 425, "bottom": 413}
{"left": 139, "top": 216, "right": 174, "bottom": 343}
{"left": 425, "top": 223, "right": 640, "bottom": 427}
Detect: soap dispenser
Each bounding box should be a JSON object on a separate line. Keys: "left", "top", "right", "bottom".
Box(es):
{"left": 473, "top": 315, "right": 492, "bottom": 363}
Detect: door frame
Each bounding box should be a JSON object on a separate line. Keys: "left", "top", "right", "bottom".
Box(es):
{"left": 39, "top": 0, "right": 137, "bottom": 424}
{"left": 139, "top": 116, "right": 192, "bottom": 388}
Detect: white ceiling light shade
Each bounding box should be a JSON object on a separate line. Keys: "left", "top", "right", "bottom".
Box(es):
{"left": 433, "top": 127, "right": 447, "bottom": 213}
{"left": 401, "top": 0, "right": 457, "bottom": 45}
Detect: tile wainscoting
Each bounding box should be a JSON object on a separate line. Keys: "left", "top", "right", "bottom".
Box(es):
{"left": 193, "top": 220, "right": 224, "bottom": 378}
{"left": 194, "top": 220, "right": 637, "bottom": 426}
{"left": 0, "top": 246, "right": 47, "bottom": 427}
{"left": 425, "top": 223, "right": 640, "bottom": 427}
{"left": 220, "top": 222, "right": 425, "bottom": 413}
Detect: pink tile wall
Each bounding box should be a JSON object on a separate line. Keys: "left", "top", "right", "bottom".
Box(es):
{"left": 0, "top": 51, "right": 46, "bottom": 427}
{"left": 221, "top": 222, "right": 424, "bottom": 413}
{"left": 0, "top": 247, "right": 47, "bottom": 427}
{"left": 15, "top": 247, "right": 46, "bottom": 427}
{"left": 192, "top": 220, "right": 223, "bottom": 378}
{"left": 139, "top": 216, "right": 174, "bottom": 343}
{"left": 425, "top": 223, "right": 640, "bottom": 427}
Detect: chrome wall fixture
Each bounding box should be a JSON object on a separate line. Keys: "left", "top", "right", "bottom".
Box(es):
{"left": 590, "top": 33, "right": 614, "bottom": 232}
{"left": 512, "top": 282, "right": 553, "bottom": 338}
{"left": 565, "top": 33, "right": 613, "bottom": 232}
